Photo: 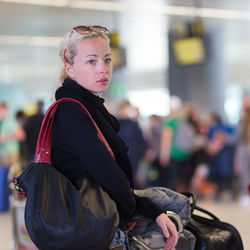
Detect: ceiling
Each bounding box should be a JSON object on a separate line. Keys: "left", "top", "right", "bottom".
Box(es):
{"left": 0, "top": 0, "right": 250, "bottom": 101}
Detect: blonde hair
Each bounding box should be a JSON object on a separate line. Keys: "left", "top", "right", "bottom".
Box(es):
{"left": 58, "top": 29, "right": 110, "bottom": 83}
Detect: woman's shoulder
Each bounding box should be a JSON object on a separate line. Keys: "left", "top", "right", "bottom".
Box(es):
{"left": 54, "top": 101, "right": 92, "bottom": 125}
{"left": 56, "top": 100, "right": 87, "bottom": 114}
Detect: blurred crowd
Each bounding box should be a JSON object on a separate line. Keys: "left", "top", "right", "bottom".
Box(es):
{"left": 0, "top": 100, "right": 44, "bottom": 178}
{"left": 1, "top": 95, "right": 250, "bottom": 205}
{"left": 115, "top": 96, "right": 250, "bottom": 206}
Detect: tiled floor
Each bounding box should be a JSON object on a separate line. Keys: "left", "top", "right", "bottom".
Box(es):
{"left": 0, "top": 199, "right": 250, "bottom": 250}
{"left": 0, "top": 210, "right": 11, "bottom": 250}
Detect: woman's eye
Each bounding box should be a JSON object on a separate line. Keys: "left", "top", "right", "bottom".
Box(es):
{"left": 87, "top": 60, "right": 95, "bottom": 65}
{"left": 105, "top": 58, "right": 112, "bottom": 63}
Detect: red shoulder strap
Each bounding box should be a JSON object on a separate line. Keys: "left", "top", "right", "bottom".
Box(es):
{"left": 34, "top": 97, "right": 115, "bottom": 163}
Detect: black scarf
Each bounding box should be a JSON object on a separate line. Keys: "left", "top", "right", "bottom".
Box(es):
{"left": 55, "top": 78, "right": 134, "bottom": 187}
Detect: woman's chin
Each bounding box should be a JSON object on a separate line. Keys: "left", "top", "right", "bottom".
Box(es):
{"left": 98, "top": 84, "right": 109, "bottom": 93}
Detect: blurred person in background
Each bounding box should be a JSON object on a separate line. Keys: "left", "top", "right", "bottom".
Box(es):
{"left": 15, "top": 110, "right": 28, "bottom": 170}
{"left": 0, "top": 102, "right": 25, "bottom": 176}
{"left": 159, "top": 96, "right": 195, "bottom": 192}
{"left": 15, "top": 110, "right": 28, "bottom": 128}
{"left": 235, "top": 98, "right": 250, "bottom": 206}
{"left": 207, "top": 113, "right": 235, "bottom": 143}
{"left": 50, "top": 25, "right": 178, "bottom": 249}
{"left": 24, "top": 100, "right": 44, "bottom": 163}
{"left": 206, "top": 112, "right": 236, "bottom": 200}
{"left": 187, "top": 111, "right": 217, "bottom": 198}
{"left": 144, "top": 114, "right": 164, "bottom": 187}
{"left": 177, "top": 103, "right": 201, "bottom": 192}
{"left": 117, "top": 100, "right": 148, "bottom": 188}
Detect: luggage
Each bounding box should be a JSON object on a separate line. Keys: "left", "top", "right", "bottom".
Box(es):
{"left": 128, "top": 189, "right": 244, "bottom": 250}
{"left": 183, "top": 193, "right": 244, "bottom": 250}
{"left": 0, "top": 166, "right": 9, "bottom": 211}
{"left": 129, "top": 187, "right": 196, "bottom": 250}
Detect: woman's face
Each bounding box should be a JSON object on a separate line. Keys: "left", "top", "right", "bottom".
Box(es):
{"left": 65, "top": 37, "right": 113, "bottom": 94}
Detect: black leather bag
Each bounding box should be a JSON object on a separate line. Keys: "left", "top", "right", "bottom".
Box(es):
{"left": 183, "top": 193, "right": 244, "bottom": 250}
{"left": 15, "top": 98, "right": 119, "bottom": 250}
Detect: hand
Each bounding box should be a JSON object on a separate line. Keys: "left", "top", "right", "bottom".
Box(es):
{"left": 159, "top": 155, "right": 170, "bottom": 166}
{"left": 156, "top": 213, "right": 179, "bottom": 250}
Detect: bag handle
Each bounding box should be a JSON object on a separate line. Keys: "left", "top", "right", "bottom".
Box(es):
{"left": 182, "top": 192, "right": 219, "bottom": 221}
{"left": 34, "top": 97, "right": 115, "bottom": 164}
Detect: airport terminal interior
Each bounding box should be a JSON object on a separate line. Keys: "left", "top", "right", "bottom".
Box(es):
{"left": 0, "top": 0, "right": 250, "bottom": 249}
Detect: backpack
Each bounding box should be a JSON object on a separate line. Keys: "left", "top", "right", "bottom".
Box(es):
{"left": 174, "top": 120, "right": 196, "bottom": 153}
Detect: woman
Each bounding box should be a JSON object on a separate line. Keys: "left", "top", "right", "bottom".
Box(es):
{"left": 52, "top": 25, "right": 178, "bottom": 250}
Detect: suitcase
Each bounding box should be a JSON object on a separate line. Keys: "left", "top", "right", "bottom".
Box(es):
{"left": 183, "top": 193, "right": 244, "bottom": 250}
{"left": 0, "top": 166, "right": 9, "bottom": 211}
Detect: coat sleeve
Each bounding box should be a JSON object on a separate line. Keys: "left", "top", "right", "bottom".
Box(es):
{"left": 52, "top": 102, "right": 136, "bottom": 219}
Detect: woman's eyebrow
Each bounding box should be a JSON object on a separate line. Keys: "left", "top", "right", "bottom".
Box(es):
{"left": 85, "top": 53, "right": 112, "bottom": 58}
{"left": 85, "top": 54, "right": 98, "bottom": 58}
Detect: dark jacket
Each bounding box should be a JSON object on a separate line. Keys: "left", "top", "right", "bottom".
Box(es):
{"left": 24, "top": 113, "right": 44, "bottom": 159}
{"left": 51, "top": 78, "right": 163, "bottom": 225}
{"left": 118, "top": 119, "right": 147, "bottom": 174}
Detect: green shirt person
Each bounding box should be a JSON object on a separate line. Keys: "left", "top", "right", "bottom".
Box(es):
{"left": 0, "top": 102, "right": 25, "bottom": 170}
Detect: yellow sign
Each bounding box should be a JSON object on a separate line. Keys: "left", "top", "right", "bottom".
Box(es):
{"left": 173, "top": 37, "right": 206, "bottom": 66}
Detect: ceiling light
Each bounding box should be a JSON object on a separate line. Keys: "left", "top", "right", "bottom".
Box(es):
{"left": 0, "top": 35, "right": 61, "bottom": 47}
{"left": 0, "top": 0, "right": 68, "bottom": 7}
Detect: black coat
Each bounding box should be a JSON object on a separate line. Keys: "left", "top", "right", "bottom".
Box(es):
{"left": 51, "top": 78, "right": 163, "bottom": 224}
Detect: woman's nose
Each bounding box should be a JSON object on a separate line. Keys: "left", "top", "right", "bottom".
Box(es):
{"left": 98, "top": 61, "right": 107, "bottom": 74}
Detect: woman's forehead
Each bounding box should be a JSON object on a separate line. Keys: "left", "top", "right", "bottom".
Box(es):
{"left": 76, "top": 37, "right": 110, "bottom": 55}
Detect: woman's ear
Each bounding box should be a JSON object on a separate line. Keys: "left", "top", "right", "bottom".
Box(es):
{"left": 65, "top": 63, "right": 75, "bottom": 80}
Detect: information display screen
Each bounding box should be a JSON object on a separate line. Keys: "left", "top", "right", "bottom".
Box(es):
{"left": 173, "top": 37, "right": 206, "bottom": 66}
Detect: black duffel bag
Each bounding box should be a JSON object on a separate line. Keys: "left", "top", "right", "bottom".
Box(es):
{"left": 183, "top": 192, "right": 244, "bottom": 250}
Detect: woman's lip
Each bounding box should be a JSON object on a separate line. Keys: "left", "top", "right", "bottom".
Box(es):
{"left": 97, "top": 78, "right": 108, "bottom": 81}
{"left": 97, "top": 79, "right": 108, "bottom": 84}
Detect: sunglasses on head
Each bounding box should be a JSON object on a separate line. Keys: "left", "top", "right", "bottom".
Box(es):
{"left": 63, "top": 25, "right": 109, "bottom": 63}
{"left": 72, "top": 25, "right": 109, "bottom": 35}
